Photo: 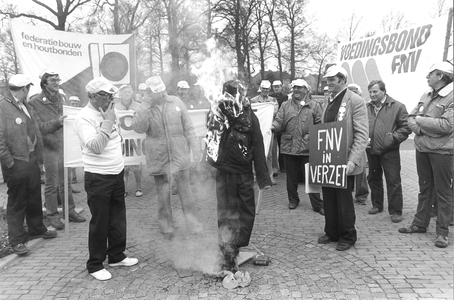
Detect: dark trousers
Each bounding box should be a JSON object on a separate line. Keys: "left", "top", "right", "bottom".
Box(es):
{"left": 85, "top": 170, "right": 127, "bottom": 273}
{"left": 412, "top": 151, "right": 453, "bottom": 237}
{"left": 216, "top": 170, "right": 255, "bottom": 257}
{"left": 7, "top": 154, "right": 47, "bottom": 247}
{"left": 322, "top": 176, "right": 357, "bottom": 245}
{"left": 283, "top": 154, "right": 323, "bottom": 211}
{"left": 366, "top": 149, "right": 403, "bottom": 215}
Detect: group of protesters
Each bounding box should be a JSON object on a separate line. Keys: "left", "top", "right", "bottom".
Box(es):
{"left": 0, "top": 60, "right": 452, "bottom": 281}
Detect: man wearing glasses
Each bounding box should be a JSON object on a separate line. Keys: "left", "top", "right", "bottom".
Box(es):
{"left": 0, "top": 74, "right": 57, "bottom": 256}
{"left": 74, "top": 77, "right": 138, "bottom": 281}
{"left": 271, "top": 79, "right": 324, "bottom": 213}
{"left": 29, "top": 70, "right": 86, "bottom": 230}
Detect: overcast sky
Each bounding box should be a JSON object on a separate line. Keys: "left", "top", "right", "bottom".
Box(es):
{"left": 307, "top": 0, "right": 447, "bottom": 38}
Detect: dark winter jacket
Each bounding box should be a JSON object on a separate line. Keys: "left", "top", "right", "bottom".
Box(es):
{"left": 0, "top": 91, "right": 43, "bottom": 166}
{"left": 29, "top": 90, "right": 64, "bottom": 153}
{"left": 366, "top": 95, "right": 411, "bottom": 155}
{"left": 206, "top": 105, "right": 271, "bottom": 189}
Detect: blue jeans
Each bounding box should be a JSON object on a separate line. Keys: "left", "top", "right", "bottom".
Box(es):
{"left": 85, "top": 170, "right": 127, "bottom": 273}
{"left": 7, "top": 153, "right": 47, "bottom": 246}
{"left": 366, "top": 149, "right": 403, "bottom": 215}
{"left": 412, "top": 151, "right": 453, "bottom": 237}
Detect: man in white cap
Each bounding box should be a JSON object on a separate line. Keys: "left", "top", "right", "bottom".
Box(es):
{"left": 74, "top": 77, "right": 138, "bottom": 281}
{"left": 137, "top": 83, "right": 147, "bottom": 102}
{"left": 176, "top": 80, "right": 197, "bottom": 109}
{"left": 271, "top": 78, "right": 324, "bottom": 213}
{"left": 347, "top": 83, "right": 369, "bottom": 206}
{"left": 323, "top": 86, "right": 330, "bottom": 102}
{"left": 399, "top": 61, "right": 453, "bottom": 248}
{"left": 132, "top": 76, "right": 202, "bottom": 237}
{"left": 317, "top": 65, "right": 368, "bottom": 251}
{"left": 252, "top": 80, "right": 279, "bottom": 183}
{"left": 29, "top": 70, "right": 86, "bottom": 229}
{"left": 0, "top": 74, "right": 57, "bottom": 256}
{"left": 115, "top": 84, "right": 143, "bottom": 197}
{"left": 271, "top": 80, "right": 288, "bottom": 173}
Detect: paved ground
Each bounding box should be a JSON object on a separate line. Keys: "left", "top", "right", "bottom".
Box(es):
{"left": 0, "top": 140, "right": 452, "bottom": 299}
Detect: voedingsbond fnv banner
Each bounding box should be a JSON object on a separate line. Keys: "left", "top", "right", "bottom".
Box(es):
{"left": 10, "top": 19, "right": 135, "bottom": 104}
{"left": 337, "top": 16, "right": 449, "bottom": 110}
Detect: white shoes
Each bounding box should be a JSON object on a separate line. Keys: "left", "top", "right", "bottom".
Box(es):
{"left": 90, "top": 269, "right": 112, "bottom": 281}
{"left": 108, "top": 257, "right": 139, "bottom": 267}
{"left": 90, "top": 257, "right": 138, "bottom": 281}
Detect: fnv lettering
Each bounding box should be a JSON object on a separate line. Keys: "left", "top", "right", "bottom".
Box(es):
{"left": 309, "top": 121, "right": 348, "bottom": 189}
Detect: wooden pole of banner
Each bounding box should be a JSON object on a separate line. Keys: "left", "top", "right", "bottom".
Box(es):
{"left": 64, "top": 167, "right": 69, "bottom": 238}
{"left": 443, "top": 8, "right": 453, "bottom": 61}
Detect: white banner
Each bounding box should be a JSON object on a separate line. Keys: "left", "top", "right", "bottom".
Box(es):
{"left": 10, "top": 19, "right": 135, "bottom": 104}
{"left": 63, "top": 102, "right": 275, "bottom": 167}
{"left": 337, "top": 16, "right": 449, "bottom": 110}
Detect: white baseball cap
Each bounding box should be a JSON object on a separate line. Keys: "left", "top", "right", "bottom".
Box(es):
{"left": 347, "top": 83, "right": 362, "bottom": 95}
{"left": 272, "top": 80, "right": 282, "bottom": 86}
{"left": 138, "top": 83, "right": 147, "bottom": 91}
{"left": 8, "top": 74, "right": 33, "bottom": 88}
{"left": 69, "top": 96, "right": 80, "bottom": 102}
{"left": 323, "top": 65, "right": 348, "bottom": 78}
{"left": 429, "top": 62, "right": 453, "bottom": 79}
{"left": 260, "top": 80, "right": 271, "bottom": 89}
{"left": 39, "top": 69, "right": 58, "bottom": 79}
{"left": 119, "top": 84, "right": 132, "bottom": 91}
{"left": 177, "top": 80, "right": 190, "bottom": 89}
{"left": 85, "top": 77, "right": 117, "bottom": 94}
{"left": 145, "top": 76, "right": 166, "bottom": 93}
{"left": 291, "top": 79, "right": 309, "bottom": 88}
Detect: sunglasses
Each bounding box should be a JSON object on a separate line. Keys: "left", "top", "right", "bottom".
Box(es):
{"left": 292, "top": 86, "right": 307, "bottom": 90}
{"left": 96, "top": 92, "right": 114, "bottom": 99}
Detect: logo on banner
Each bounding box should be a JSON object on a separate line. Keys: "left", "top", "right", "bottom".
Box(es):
{"left": 89, "top": 43, "right": 130, "bottom": 84}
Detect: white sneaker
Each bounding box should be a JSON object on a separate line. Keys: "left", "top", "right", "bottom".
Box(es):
{"left": 90, "top": 269, "right": 112, "bottom": 281}
{"left": 109, "top": 257, "right": 139, "bottom": 267}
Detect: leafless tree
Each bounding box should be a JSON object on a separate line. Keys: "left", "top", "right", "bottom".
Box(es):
{"left": 337, "top": 12, "right": 363, "bottom": 42}
{"left": 380, "top": 11, "right": 411, "bottom": 33}
{"left": 0, "top": 0, "right": 91, "bottom": 31}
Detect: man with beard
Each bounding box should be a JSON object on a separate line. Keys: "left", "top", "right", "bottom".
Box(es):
{"left": 271, "top": 79, "right": 324, "bottom": 213}
{"left": 29, "top": 70, "right": 85, "bottom": 230}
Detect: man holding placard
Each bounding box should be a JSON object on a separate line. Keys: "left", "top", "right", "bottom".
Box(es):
{"left": 316, "top": 66, "right": 368, "bottom": 251}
